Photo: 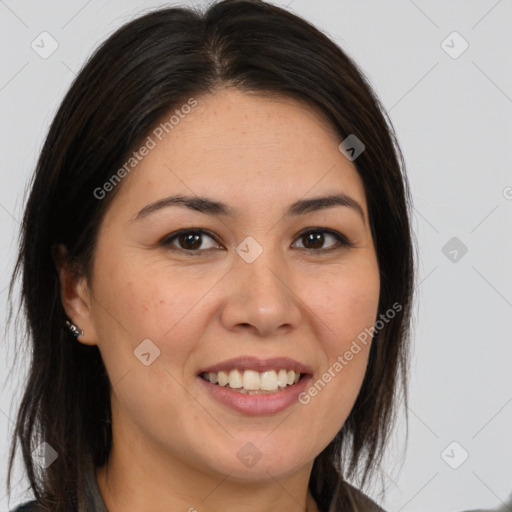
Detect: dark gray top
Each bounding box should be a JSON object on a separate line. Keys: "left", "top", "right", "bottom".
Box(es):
{"left": 83, "top": 464, "right": 108, "bottom": 512}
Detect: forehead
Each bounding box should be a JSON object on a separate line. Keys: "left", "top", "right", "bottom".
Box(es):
{"left": 105, "top": 88, "right": 368, "bottom": 220}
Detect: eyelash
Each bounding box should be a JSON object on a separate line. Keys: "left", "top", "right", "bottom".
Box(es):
{"left": 159, "top": 228, "right": 354, "bottom": 255}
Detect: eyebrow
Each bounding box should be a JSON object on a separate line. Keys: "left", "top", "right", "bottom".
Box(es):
{"left": 132, "top": 193, "right": 366, "bottom": 224}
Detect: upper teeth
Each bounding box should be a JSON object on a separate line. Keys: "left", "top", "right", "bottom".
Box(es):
{"left": 202, "top": 369, "right": 301, "bottom": 391}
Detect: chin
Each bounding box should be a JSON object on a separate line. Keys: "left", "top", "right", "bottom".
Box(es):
{"left": 201, "top": 444, "right": 313, "bottom": 482}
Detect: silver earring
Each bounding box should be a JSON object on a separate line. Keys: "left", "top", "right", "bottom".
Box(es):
{"left": 65, "top": 320, "right": 84, "bottom": 338}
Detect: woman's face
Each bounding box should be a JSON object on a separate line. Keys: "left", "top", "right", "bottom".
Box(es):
{"left": 79, "top": 88, "right": 380, "bottom": 484}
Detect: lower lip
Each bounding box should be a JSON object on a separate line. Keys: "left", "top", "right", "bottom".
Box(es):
{"left": 196, "top": 374, "right": 312, "bottom": 416}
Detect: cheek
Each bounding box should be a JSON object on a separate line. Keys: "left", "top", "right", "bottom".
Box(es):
{"left": 296, "top": 259, "right": 379, "bottom": 422}
{"left": 304, "top": 261, "right": 380, "bottom": 352}
{"left": 89, "top": 255, "right": 210, "bottom": 416}
{"left": 92, "top": 249, "right": 214, "bottom": 342}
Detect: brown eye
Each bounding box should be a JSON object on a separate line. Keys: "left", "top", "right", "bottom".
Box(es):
{"left": 160, "top": 227, "right": 352, "bottom": 255}
{"left": 293, "top": 229, "right": 352, "bottom": 252}
{"left": 177, "top": 232, "right": 202, "bottom": 250}
{"left": 161, "top": 230, "right": 222, "bottom": 252}
{"left": 301, "top": 232, "right": 326, "bottom": 249}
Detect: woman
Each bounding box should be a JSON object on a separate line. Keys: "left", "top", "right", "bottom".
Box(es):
{"left": 5, "top": 0, "right": 416, "bottom": 510}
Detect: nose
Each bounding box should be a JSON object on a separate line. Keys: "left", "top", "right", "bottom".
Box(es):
{"left": 219, "top": 244, "right": 303, "bottom": 337}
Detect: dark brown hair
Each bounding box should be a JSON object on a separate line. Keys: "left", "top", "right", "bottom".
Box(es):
{"left": 6, "top": 1, "right": 416, "bottom": 510}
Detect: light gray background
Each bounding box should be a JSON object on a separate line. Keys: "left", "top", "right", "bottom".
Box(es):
{"left": 1, "top": 1, "right": 511, "bottom": 511}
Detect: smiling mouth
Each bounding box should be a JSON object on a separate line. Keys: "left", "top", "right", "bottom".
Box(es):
{"left": 199, "top": 369, "right": 306, "bottom": 395}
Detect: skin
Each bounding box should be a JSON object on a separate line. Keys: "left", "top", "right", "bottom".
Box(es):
{"left": 58, "top": 88, "right": 380, "bottom": 512}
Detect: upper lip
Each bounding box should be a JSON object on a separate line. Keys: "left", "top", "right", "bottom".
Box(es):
{"left": 198, "top": 356, "right": 313, "bottom": 375}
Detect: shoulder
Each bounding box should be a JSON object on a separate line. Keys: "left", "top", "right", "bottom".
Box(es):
{"left": 9, "top": 500, "right": 41, "bottom": 512}
{"left": 343, "top": 482, "right": 387, "bottom": 511}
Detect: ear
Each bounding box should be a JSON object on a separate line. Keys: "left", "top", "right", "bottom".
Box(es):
{"left": 52, "top": 244, "right": 98, "bottom": 346}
